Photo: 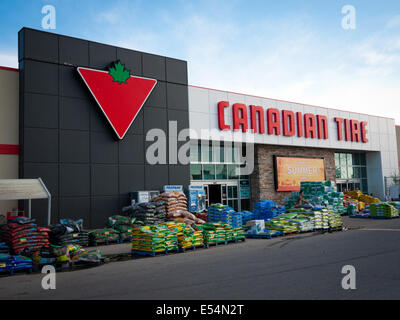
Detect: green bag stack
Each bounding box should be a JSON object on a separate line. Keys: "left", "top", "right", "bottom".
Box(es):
{"left": 369, "top": 203, "right": 399, "bottom": 218}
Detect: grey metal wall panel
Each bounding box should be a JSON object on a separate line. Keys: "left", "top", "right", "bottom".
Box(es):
{"left": 117, "top": 48, "right": 142, "bottom": 76}
{"left": 59, "top": 36, "right": 89, "bottom": 66}
{"left": 19, "top": 28, "right": 58, "bottom": 63}
{"left": 59, "top": 197, "right": 91, "bottom": 222}
{"left": 23, "top": 128, "right": 59, "bottom": 163}
{"left": 24, "top": 93, "right": 58, "bottom": 129}
{"left": 60, "top": 164, "right": 91, "bottom": 197}
{"left": 142, "top": 53, "right": 166, "bottom": 81}
{"left": 144, "top": 81, "right": 167, "bottom": 109}
{"left": 119, "top": 164, "right": 145, "bottom": 193}
{"left": 90, "top": 132, "right": 119, "bottom": 164}
{"left": 24, "top": 60, "right": 58, "bottom": 95}
{"left": 167, "top": 83, "right": 189, "bottom": 110}
{"left": 166, "top": 58, "right": 188, "bottom": 85}
{"left": 23, "top": 163, "right": 59, "bottom": 197}
{"left": 119, "top": 134, "right": 144, "bottom": 164}
{"left": 60, "top": 97, "right": 90, "bottom": 130}
{"left": 60, "top": 130, "right": 90, "bottom": 163}
{"left": 91, "top": 164, "right": 119, "bottom": 196}
{"left": 89, "top": 42, "right": 117, "bottom": 69}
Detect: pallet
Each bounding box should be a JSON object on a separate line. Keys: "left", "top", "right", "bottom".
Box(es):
{"left": 131, "top": 250, "right": 167, "bottom": 257}
{"left": 131, "top": 248, "right": 179, "bottom": 257}
{"left": 246, "top": 232, "right": 283, "bottom": 239}
{"left": 329, "top": 226, "right": 343, "bottom": 232}
{"left": 298, "top": 229, "right": 315, "bottom": 234}
{"left": 0, "top": 267, "right": 33, "bottom": 276}
{"left": 179, "top": 244, "right": 207, "bottom": 253}
{"left": 89, "top": 239, "right": 121, "bottom": 247}
{"left": 204, "top": 240, "right": 227, "bottom": 248}
{"left": 227, "top": 238, "right": 246, "bottom": 244}
{"left": 369, "top": 216, "right": 400, "bottom": 220}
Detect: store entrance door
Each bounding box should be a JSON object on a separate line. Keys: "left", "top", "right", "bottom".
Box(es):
{"left": 208, "top": 184, "right": 222, "bottom": 205}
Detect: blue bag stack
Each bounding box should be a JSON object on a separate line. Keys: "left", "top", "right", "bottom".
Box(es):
{"left": 253, "top": 200, "right": 286, "bottom": 220}
{"left": 207, "top": 204, "right": 243, "bottom": 228}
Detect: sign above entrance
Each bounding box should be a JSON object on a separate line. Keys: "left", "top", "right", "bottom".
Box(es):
{"left": 77, "top": 61, "right": 157, "bottom": 139}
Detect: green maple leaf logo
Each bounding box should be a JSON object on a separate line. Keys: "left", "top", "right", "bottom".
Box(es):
{"left": 109, "top": 61, "right": 130, "bottom": 84}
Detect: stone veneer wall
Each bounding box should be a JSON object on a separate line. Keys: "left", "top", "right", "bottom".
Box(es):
{"left": 250, "top": 144, "right": 336, "bottom": 206}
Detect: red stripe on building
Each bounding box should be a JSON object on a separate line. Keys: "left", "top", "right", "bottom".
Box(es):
{"left": 0, "top": 66, "right": 18, "bottom": 72}
{"left": 0, "top": 144, "right": 19, "bottom": 155}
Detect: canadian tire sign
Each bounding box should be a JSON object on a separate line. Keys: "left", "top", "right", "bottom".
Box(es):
{"left": 77, "top": 61, "right": 157, "bottom": 139}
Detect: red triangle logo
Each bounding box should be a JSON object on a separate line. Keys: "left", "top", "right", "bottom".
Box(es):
{"left": 77, "top": 63, "right": 157, "bottom": 139}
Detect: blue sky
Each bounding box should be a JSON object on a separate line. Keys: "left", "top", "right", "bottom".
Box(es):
{"left": 0, "top": 0, "right": 399, "bottom": 123}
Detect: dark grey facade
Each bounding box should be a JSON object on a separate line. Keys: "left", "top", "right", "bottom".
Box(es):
{"left": 18, "top": 28, "right": 190, "bottom": 227}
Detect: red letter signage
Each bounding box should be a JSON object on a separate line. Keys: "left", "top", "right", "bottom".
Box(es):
{"left": 218, "top": 101, "right": 230, "bottom": 131}
{"left": 232, "top": 103, "right": 248, "bottom": 132}
{"left": 361, "top": 121, "right": 369, "bottom": 143}
{"left": 304, "top": 114, "right": 316, "bottom": 138}
{"left": 250, "top": 105, "right": 265, "bottom": 134}
{"left": 317, "top": 115, "right": 328, "bottom": 140}
{"left": 350, "top": 120, "right": 360, "bottom": 142}
{"left": 267, "top": 108, "right": 281, "bottom": 135}
{"left": 282, "top": 110, "right": 295, "bottom": 136}
{"left": 334, "top": 117, "right": 344, "bottom": 141}
{"left": 296, "top": 112, "right": 303, "bottom": 137}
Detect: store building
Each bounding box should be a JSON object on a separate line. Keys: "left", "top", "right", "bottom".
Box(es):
{"left": 0, "top": 27, "right": 398, "bottom": 225}
{"left": 188, "top": 87, "right": 399, "bottom": 211}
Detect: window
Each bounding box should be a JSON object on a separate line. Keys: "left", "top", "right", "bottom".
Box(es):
{"left": 190, "top": 142, "right": 201, "bottom": 163}
{"left": 201, "top": 142, "right": 212, "bottom": 163}
{"left": 203, "top": 164, "right": 215, "bottom": 180}
{"left": 215, "top": 164, "right": 227, "bottom": 180}
{"left": 213, "top": 142, "right": 224, "bottom": 163}
{"left": 227, "top": 164, "right": 239, "bottom": 179}
{"left": 190, "top": 164, "right": 202, "bottom": 180}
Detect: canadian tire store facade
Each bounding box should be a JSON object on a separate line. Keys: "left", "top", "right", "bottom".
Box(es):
{"left": 0, "top": 28, "right": 398, "bottom": 226}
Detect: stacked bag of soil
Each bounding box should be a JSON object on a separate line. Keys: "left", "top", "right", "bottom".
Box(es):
{"left": 131, "top": 223, "right": 179, "bottom": 253}
{"left": 129, "top": 202, "right": 166, "bottom": 225}
{"left": 88, "top": 228, "right": 119, "bottom": 245}
{"left": 196, "top": 223, "right": 226, "bottom": 245}
{"left": 0, "top": 254, "right": 33, "bottom": 274}
{"left": 166, "top": 209, "right": 206, "bottom": 226}
{"left": 49, "top": 219, "right": 89, "bottom": 247}
{"left": 0, "top": 242, "right": 9, "bottom": 254}
{"left": 30, "top": 244, "right": 104, "bottom": 267}
{"left": 152, "top": 192, "right": 188, "bottom": 215}
{"left": 131, "top": 225, "right": 167, "bottom": 253}
{"left": 106, "top": 215, "right": 136, "bottom": 242}
{"left": 0, "top": 217, "right": 50, "bottom": 255}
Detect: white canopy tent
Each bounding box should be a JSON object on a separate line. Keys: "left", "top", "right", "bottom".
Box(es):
{"left": 0, "top": 178, "right": 51, "bottom": 225}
